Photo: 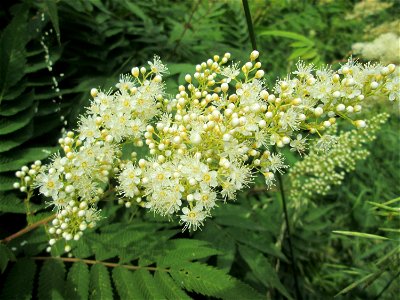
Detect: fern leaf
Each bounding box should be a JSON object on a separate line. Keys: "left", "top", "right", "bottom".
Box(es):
{"left": 0, "top": 121, "right": 33, "bottom": 152}
{"left": 43, "top": 0, "right": 61, "bottom": 43}
{"left": 161, "top": 246, "right": 221, "bottom": 267}
{"left": 38, "top": 259, "right": 65, "bottom": 300}
{"left": 238, "top": 245, "right": 293, "bottom": 300}
{"left": 0, "top": 3, "right": 28, "bottom": 102}
{"left": 0, "top": 243, "right": 15, "bottom": 273}
{"left": 0, "top": 258, "right": 36, "bottom": 300}
{"left": 154, "top": 271, "right": 191, "bottom": 300}
{"left": 112, "top": 267, "right": 143, "bottom": 299}
{"left": 133, "top": 269, "right": 166, "bottom": 299}
{"left": 170, "top": 261, "right": 263, "bottom": 299}
{"left": 0, "top": 91, "right": 34, "bottom": 117}
{"left": 89, "top": 264, "right": 113, "bottom": 300}
{"left": 0, "top": 105, "right": 35, "bottom": 135}
{"left": 65, "top": 262, "right": 89, "bottom": 300}
{"left": 157, "top": 238, "right": 221, "bottom": 267}
{"left": 0, "top": 146, "right": 57, "bottom": 172}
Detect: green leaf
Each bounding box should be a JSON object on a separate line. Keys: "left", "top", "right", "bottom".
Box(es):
{"left": 161, "top": 245, "right": 221, "bottom": 266}
{"left": 112, "top": 267, "right": 143, "bottom": 299}
{"left": 301, "top": 49, "right": 318, "bottom": 60}
{"left": 89, "top": 264, "right": 113, "bottom": 300}
{"left": 154, "top": 271, "right": 191, "bottom": 300}
{"left": 214, "top": 215, "right": 267, "bottom": 231}
{"left": 38, "top": 259, "right": 65, "bottom": 300}
{"left": 0, "top": 192, "right": 32, "bottom": 213}
{"left": 159, "top": 239, "right": 221, "bottom": 267}
{"left": 0, "top": 105, "right": 36, "bottom": 135}
{"left": 170, "top": 262, "right": 263, "bottom": 299}
{"left": 288, "top": 47, "right": 312, "bottom": 61}
{"left": 0, "top": 146, "right": 57, "bottom": 172}
{"left": 0, "top": 258, "right": 36, "bottom": 300}
{"left": 195, "top": 221, "right": 236, "bottom": 271}
{"left": 0, "top": 91, "right": 34, "bottom": 116}
{"left": 44, "top": 0, "right": 61, "bottom": 43}
{"left": 368, "top": 201, "right": 400, "bottom": 212}
{"left": 166, "top": 63, "right": 194, "bottom": 76}
{"left": 120, "top": 0, "right": 147, "bottom": 21}
{"left": 0, "top": 243, "right": 16, "bottom": 273}
{"left": 332, "top": 231, "right": 388, "bottom": 240}
{"left": 258, "top": 30, "right": 314, "bottom": 45}
{"left": 0, "top": 175, "right": 14, "bottom": 191}
{"left": 0, "top": 4, "right": 29, "bottom": 103}
{"left": 65, "top": 262, "right": 90, "bottom": 300}
{"left": 133, "top": 269, "right": 166, "bottom": 299}
{"left": 238, "top": 245, "right": 293, "bottom": 300}
{"left": 0, "top": 121, "right": 33, "bottom": 152}
{"left": 335, "top": 273, "right": 376, "bottom": 296}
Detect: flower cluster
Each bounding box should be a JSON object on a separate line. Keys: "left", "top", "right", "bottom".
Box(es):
{"left": 16, "top": 51, "right": 398, "bottom": 248}
{"left": 13, "top": 161, "right": 42, "bottom": 193}
{"left": 346, "top": 0, "right": 392, "bottom": 20}
{"left": 353, "top": 33, "right": 400, "bottom": 65}
{"left": 16, "top": 56, "right": 167, "bottom": 251}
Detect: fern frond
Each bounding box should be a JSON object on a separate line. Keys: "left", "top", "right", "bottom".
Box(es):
{"left": 238, "top": 245, "right": 293, "bottom": 300}
{"left": 134, "top": 269, "right": 166, "bottom": 299}
{"left": 154, "top": 271, "right": 191, "bottom": 300}
{"left": 0, "top": 243, "right": 15, "bottom": 273}
{"left": 160, "top": 239, "right": 221, "bottom": 266}
{"left": 89, "top": 264, "right": 113, "bottom": 300}
{"left": 38, "top": 259, "right": 65, "bottom": 300}
{"left": 65, "top": 262, "right": 89, "bottom": 300}
{"left": 0, "top": 259, "right": 36, "bottom": 300}
{"left": 112, "top": 267, "right": 143, "bottom": 299}
{"left": 169, "top": 261, "right": 263, "bottom": 299}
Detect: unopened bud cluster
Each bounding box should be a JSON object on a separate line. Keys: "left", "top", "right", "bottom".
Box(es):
{"left": 289, "top": 113, "right": 389, "bottom": 209}
{"left": 15, "top": 52, "right": 398, "bottom": 247}
{"left": 14, "top": 161, "right": 42, "bottom": 193}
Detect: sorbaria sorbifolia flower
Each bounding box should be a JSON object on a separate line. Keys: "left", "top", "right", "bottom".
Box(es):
{"left": 14, "top": 51, "right": 399, "bottom": 252}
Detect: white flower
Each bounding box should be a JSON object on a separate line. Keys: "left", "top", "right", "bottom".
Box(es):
{"left": 194, "top": 187, "right": 217, "bottom": 211}
{"left": 118, "top": 162, "right": 142, "bottom": 198}
{"left": 315, "top": 134, "right": 338, "bottom": 153}
{"left": 116, "top": 74, "right": 134, "bottom": 91}
{"left": 290, "top": 134, "right": 307, "bottom": 155}
{"left": 267, "top": 153, "right": 288, "bottom": 174}
{"left": 238, "top": 80, "right": 263, "bottom": 106}
{"left": 148, "top": 55, "right": 168, "bottom": 75}
{"left": 385, "top": 75, "right": 400, "bottom": 101}
{"left": 180, "top": 205, "right": 206, "bottom": 231}
{"left": 220, "top": 62, "right": 240, "bottom": 82}
{"left": 35, "top": 172, "right": 63, "bottom": 199}
{"left": 227, "top": 163, "right": 253, "bottom": 190}
{"left": 292, "top": 61, "right": 314, "bottom": 79}
{"left": 79, "top": 116, "right": 101, "bottom": 143}
{"left": 278, "top": 108, "right": 300, "bottom": 131}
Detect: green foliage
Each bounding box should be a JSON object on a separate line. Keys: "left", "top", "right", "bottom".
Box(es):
{"left": 38, "top": 260, "right": 65, "bottom": 300}
{"left": 0, "top": 259, "right": 36, "bottom": 300}
{"left": 0, "top": 0, "right": 399, "bottom": 299}
{"left": 65, "top": 262, "right": 90, "bottom": 300}
{"left": 89, "top": 264, "right": 113, "bottom": 300}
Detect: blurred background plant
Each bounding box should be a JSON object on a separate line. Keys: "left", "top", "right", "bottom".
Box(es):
{"left": 0, "top": 0, "right": 398, "bottom": 299}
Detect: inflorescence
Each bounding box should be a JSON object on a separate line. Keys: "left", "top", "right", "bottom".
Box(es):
{"left": 14, "top": 51, "right": 399, "bottom": 252}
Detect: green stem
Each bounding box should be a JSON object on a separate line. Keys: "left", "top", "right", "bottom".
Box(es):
{"left": 1, "top": 215, "right": 55, "bottom": 244}
{"left": 242, "top": 0, "right": 257, "bottom": 51}
{"left": 24, "top": 191, "right": 34, "bottom": 225}
{"left": 276, "top": 172, "right": 302, "bottom": 300}
{"left": 242, "top": 0, "right": 301, "bottom": 297}
{"left": 33, "top": 256, "right": 169, "bottom": 272}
